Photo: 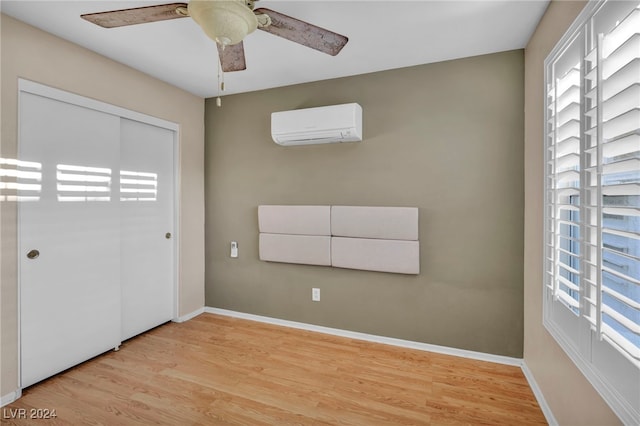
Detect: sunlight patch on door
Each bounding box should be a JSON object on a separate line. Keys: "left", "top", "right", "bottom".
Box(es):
{"left": 56, "top": 164, "right": 111, "bottom": 202}
{"left": 120, "top": 170, "right": 158, "bottom": 201}
{"left": 0, "top": 158, "right": 42, "bottom": 202}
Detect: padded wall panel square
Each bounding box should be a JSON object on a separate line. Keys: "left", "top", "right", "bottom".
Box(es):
{"left": 259, "top": 233, "right": 331, "bottom": 266}
{"left": 331, "top": 237, "right": 420, "bottom": 274}
{"left": 331, "top": 206, "right": 418, "bottom": 240}
{"left": 258, "top": 205, "right": 331, "bottom": 236}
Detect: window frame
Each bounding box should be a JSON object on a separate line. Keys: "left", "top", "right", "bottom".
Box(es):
{"left": 542, "top": 1, "right": 639, "bottom": 424}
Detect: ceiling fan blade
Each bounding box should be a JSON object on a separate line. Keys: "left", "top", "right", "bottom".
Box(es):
{"left": 217, "top": 42, "right": 247, "bottom": 72}
{"left": 81, "top": 3, "right": 188, "bottom": 28}
{"left": 254, "top": 8, "right": 348, "bottom": 56}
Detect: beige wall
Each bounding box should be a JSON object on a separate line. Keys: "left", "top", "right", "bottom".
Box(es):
{"left": 205, "top": 50, "right": 525, "bottom": 358}
{"left": 523, "top": 1, "right": 620, "bottom": 424}
{"left": 0, "top": 15, "right": 205, "bottom": 398}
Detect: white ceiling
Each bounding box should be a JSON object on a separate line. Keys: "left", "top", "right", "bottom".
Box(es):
{"left": 1, "top": 0, "right": 549, "bottom": 98}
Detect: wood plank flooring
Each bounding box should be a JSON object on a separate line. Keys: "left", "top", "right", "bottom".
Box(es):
{"left": 3, "top": 313, "right": 546, "bottom": 425}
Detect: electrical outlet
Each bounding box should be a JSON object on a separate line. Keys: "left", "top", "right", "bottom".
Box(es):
{"left": 312, "top": 288, "right": 320, "bottom": 302}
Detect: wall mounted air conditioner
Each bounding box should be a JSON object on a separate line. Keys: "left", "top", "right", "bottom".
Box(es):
{"left": 271, "top": 103, "right": 362, "bottom": 146}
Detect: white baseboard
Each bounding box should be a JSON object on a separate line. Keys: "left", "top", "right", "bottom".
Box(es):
{"left": 205, "top": 307, "right": 523, "bottom": 366}
{"left": 173, "top": 307, "right": 205, "bottom": 323}
{"left": 521, "top": 361, "right": 557, "bottom": 426}
{"left": 1, "top": 389, "right": 21, "bottom": 407}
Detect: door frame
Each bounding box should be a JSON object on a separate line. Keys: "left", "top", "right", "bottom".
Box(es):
{"left": 17, "top": 78, "right": 180, "bottom": 389}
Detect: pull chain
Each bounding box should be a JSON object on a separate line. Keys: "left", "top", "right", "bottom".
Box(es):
{"left": 216, "top": 44, "right": 225, "bottom": 107}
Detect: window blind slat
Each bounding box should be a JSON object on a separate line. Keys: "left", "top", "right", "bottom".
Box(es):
{"left": 602, "top": 109, "right": 640, "bottom": 140}
{"left": 602, "top": 7, "right": 640, "bottom": 57}
{"left": 602, "top": 84, "right": 640, "bottom": 121}
{"left": 556, "top": 152, "right": 581, "bottom": 171}
{"left": 557, "top": 290, "right": 580, "bottom": 309}
{"left": 602, "top": 58, "right": 639, "bottom": 100}
{"left": 602, "top": 157, "right": 640, "bottom": 175}
{"left": 601, "top": 182, "right": 640, "bottom": 196}
{"left": 555, "top": 136, "right": 581, "bottom": 157}
{"left": 558, "top": 103, "right": 581, "bottom": 126}
{"left": 602, "top": 133, "right": 639, "bottom": 159}
{"left": 603, "top": 227, "right": 640, "bottom": 241}
{"left": 601, "top": 305, "right": 640, "bottom": 337}
{"left": 602, "top": 33, "right": 639, "bottom": 79}
{"left": 602, "top": 284, "right": 640, "bottom": 310}
{"left": 602, "top": 264, "right": 640, "bottom": 286}
{"left": 558, "top": 273, "right": 581, "bottom": 290}
{"left": 603, "top": 206, "right": 640, "bottom": 216}
{"left": 558, "top": 119, "right": 581, "bottom": 141}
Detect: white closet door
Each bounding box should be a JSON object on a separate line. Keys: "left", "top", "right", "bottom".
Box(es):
{"left": 19, "top": 92, "right": 121, "bottom": 388}
{"left": 120, "top": 119, "right": 175, "bottom": 340}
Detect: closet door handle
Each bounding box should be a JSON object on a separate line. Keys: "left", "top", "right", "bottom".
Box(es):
{"left": 165, "top": 233, "right": 172, "bottom": 239}
{"left": 27, "top": 249, "right": 40, "bottom": 259}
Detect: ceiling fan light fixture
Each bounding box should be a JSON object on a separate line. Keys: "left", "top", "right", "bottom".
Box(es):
{"left": 188, "top": 0, "right": 258, "bottom": 46}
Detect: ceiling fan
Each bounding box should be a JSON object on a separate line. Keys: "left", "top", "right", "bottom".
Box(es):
{"left": 81, "top": 0, "right": 349, "bottom": 72}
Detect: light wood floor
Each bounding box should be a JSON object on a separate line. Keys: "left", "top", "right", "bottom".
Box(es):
{"left": 4, "top": 313, "right": 546, "bottom": 425}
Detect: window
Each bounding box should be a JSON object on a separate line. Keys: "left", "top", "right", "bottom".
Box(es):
{"left": 544, "top": 1, "right": 639, "bottom": 423}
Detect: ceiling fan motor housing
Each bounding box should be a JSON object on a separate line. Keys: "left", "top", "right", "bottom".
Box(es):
{"left": 188, "top": 0, "right": 258, "bottom": 46}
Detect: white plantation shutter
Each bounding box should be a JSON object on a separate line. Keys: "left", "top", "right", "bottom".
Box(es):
{"left": 544, "top": 1, "right": 639, "bottom": 423}
{"left": 589, "top": 3, "right": 640, "bottom": 365}
{"left": 546, "top": 53, "right": 582, "bottom": 313}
